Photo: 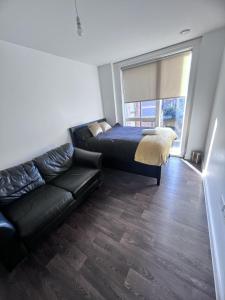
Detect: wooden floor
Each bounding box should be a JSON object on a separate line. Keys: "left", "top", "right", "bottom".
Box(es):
{"left": 0, "top": 158, "right": 215, "bottom": 300}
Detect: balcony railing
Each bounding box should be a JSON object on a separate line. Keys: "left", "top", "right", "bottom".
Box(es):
{"left": 125, "top": 117, "right": 156, "bottom": 128}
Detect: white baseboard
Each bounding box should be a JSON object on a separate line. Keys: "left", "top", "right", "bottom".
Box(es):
{"left": 203, "top": 178, "right": 224, "bottom": 300}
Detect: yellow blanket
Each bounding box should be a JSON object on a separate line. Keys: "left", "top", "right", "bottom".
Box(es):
{"left": 134, "top": 127, "right": 177, "bottom": 166}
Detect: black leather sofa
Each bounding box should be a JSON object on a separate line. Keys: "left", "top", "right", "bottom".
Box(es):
{"left": 0, "top": 143, "right": 102, "bottom": 270}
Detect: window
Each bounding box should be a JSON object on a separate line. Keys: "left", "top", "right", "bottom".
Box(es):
{"left": 122, "top": 51, "right": 192, "bottom": 155}
{"left": 124, "top": 100, "right": 157, "bottom": 127}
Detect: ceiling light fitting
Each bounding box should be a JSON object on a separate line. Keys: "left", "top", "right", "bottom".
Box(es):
{"left": 180, "top": 29, "right": 191, "bottom": 35}
{"left": 74, "top": 0, "right": 83, "bottom": 37}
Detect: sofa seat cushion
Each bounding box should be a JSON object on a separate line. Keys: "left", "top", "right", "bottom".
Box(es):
{"left": 3, "top": 184, "right": 74, "bottom": 239}
{"left": 50, "top": 166, "right": 101, "bottom": 199}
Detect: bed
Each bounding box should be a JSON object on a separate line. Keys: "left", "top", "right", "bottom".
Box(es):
{"left": 69, "top": 118, "right": 176, "bottom": 185}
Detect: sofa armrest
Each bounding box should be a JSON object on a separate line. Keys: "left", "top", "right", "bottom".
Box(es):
{"left": 0, "top": 212, "right": 16, "bottom": 241}
{"left": 74, "top": 148, "right": 102, "bottom": 169}
{"left": 0, "top": 212, "right": 27, "bottom": 270}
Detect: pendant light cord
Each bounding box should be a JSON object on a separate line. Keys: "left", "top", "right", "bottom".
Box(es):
{"left": 74, "top": 0, "right": 83, "bottom": 36}
{"left": 74, "top": 0, "right": 79, "bottom": 17}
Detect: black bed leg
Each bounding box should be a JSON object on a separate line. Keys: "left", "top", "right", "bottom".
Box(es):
{"left": 157, "top": 167, "right": 161, "bottom": 186}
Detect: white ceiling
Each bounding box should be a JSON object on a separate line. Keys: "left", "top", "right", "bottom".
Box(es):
{"left": 0, "top": 0, "right": 225, "bottom": 65}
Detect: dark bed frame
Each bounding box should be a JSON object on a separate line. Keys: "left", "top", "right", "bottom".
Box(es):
{"left": 69, "top": 118, "right": 161, "bottom": 185}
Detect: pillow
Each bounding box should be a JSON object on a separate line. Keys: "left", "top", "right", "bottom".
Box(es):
{"left": 88, "top": 122, "right": 103, "bottom": 137}
{"left": 99, "top": 121, "right": 112, "bottom": 132}
{"left": 75, "top": 127, "right": 92, "bottom": 142}
{"left": 142, "top": 128, "right": 158, "bottom": 135}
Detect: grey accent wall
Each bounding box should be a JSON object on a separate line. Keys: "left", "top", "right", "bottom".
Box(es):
{"left": 98, "top": 64, "right": 117, "bottom": 125}
{"left": 185, "top": 27, "right": 225, "bottom": 159}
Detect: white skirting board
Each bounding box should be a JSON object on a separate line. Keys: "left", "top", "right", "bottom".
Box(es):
{"left": 203, "top": 179, "right": 225, "bottom": 300}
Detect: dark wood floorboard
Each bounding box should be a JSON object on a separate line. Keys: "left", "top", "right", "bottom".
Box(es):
{"left": 0, "top": 158, "right": 215, "bottom": 300}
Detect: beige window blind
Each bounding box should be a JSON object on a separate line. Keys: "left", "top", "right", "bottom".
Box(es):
{"left": 122, "top": 51, "right": 192, "bottom": 103}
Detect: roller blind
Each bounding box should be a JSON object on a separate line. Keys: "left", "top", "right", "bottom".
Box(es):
{"left": 122, "top": 51, "right": 192, "bottom": 103}
{"left": 122, "top": 62, "right": 158, "bottom": 102}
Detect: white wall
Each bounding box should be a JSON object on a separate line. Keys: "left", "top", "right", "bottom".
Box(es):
{"left": 185, "top": 27, "right": 225, "bottom": 159}
{"left": 0, "top": 40, "right": 103, "bottom": 170}
{"left": 203, "top": 44, "right": 225, "bottom": 300}
{"left": 98, "top": 64, "right": 117, "bottom": 125}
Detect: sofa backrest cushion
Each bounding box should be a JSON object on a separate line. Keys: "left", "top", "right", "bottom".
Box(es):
{"left": 0, "top": 161, "right": 45, "bottom": 207}
{"left": 34, "top": 143, "right": 74, "bottom": 182}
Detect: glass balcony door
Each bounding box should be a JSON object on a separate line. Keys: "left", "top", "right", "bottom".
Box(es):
{"left": 160, "top": 97, "right": 186, "bottom": 156}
